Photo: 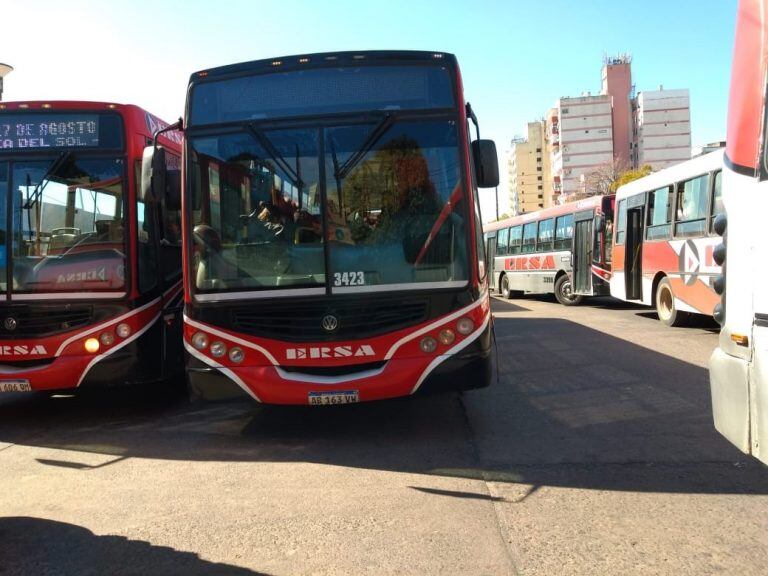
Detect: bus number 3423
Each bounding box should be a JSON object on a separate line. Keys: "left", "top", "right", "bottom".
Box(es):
{"left": 333, "top": 271, "right": 365, "bottom": 286}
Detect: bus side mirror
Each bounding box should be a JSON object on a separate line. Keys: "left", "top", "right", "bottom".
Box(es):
{"left": 594, "top": 213, "right": 604, "bottom": 231}
{"left": 472, "top": 140, "right": 499, "bottom": 188}
{"left": 141, "top": 145, "right": 167, "bottom": 204}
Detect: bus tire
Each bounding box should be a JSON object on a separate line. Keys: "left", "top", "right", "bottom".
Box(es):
{"left": 500, "top": 275, "right": 512, "bottom": 299}
{"left": 655, "top": 277, "right": 689, "bottom": 327}
{"left": 554, "top": 274, "right": 583, "bottom": 306}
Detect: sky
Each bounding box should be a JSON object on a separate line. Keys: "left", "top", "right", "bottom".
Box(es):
{"left": 1, "top": 0, "right": 736, "bottom": 221}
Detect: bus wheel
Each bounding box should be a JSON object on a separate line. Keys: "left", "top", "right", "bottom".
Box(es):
{"left": 554, "top": 275, "right": 583, "bottom": 306}
{"left": 501, "top": 275, "right": 512, "bottom": 299}
{"left": 655, "top": 277, "right": 689, "bottom": 327}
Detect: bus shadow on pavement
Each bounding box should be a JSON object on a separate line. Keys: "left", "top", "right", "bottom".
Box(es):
{"left": 489, "top": 295, "right": 531, "bottom": 312}
{"left": 634, "top": 310, "right": 720, "bottom": 331}
{"left": 0, "top": 314, "right": 764, "bottom": 498}
{"left": 0, "top": 517, "right": 265, "bottom": 576}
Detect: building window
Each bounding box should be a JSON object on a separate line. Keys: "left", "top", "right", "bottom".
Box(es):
{"left": 537, "top": 166, "right": 542, "bottom": 172}
{"left": 536, "top": 148, "right": 541, "bottom": 153}
{"left": 537, "top": 185, "right": 543, "bottom": 190}
{"left": 537, "top": 176, "right": 542, "bottom": 181}
{"left": 536, "top": 157, "right": 542, "bottom": 162}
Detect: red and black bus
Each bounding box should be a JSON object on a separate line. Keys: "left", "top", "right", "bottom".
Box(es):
{"left": 144, "top": 51, "right": 498, "bottom": 404}
{"left": 0, "top": 101, "right": 183, "bottom": 393}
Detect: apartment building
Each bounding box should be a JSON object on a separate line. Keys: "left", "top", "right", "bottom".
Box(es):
{"left": 543, "top": 56, "right": 692, "bottom": 203}
{"left": 633, "top": 88, "right": 692, "bottom": 169}
{"left": 548, "top": 95, "right": 614, "bottom": 200}
{"left": 508, "top": 121, "right": 551, "bottom": 214}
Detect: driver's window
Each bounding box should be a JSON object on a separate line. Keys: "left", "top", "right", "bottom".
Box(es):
{"left": 137, "top": 199, "right": 157, "bottom": 293}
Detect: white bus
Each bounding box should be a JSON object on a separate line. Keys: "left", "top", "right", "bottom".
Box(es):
{"left": 709, "top": 0, "right": 768, "bottom": 465}
{"left": 610, "top": 150, "right": 724, "bottom": 326}
{"left": 484, "top": 194, "right": 614, "bottom": 305}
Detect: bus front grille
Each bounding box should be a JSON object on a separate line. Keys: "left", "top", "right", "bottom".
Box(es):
{"left": 0, "top": 305, "right": 94, "bottom": 338}
{"left": 231, "top": 297, "right": 428, "bottom": 341}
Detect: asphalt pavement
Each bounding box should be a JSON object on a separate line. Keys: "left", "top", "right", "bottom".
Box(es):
{"left": 0, "top": 295, "right": 765, "bottom": 575}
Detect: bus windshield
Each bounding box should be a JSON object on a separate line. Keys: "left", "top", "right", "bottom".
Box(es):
{"left": 190, "top": 117, "right": 469, "bottom": 295}
{"left": 2, "top": 156, "right": 126, "bottom": 294}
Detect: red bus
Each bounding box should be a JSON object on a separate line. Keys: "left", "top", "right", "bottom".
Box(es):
{"left": 144, "top": 51, "right": 499, "bottom": 404}
{"left": 0, "top": 101, "right": 183, "bottom": 393}
{"left": 483, "top": 194, "right": 614, "bottom": 305}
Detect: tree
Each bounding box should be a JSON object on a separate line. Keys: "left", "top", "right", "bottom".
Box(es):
{"left": 581, "top": 157, "right": 630, "bottom": 197}
{"left": 575, "top": 159, "right": 654, "bottom": 199}
{"left": 610, "top": 165, "right": 653, "bottom": 191}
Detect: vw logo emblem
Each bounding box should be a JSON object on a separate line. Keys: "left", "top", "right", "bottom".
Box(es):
{"left": 4, "top": 317, "right": 17, "bottom": 331}
{"left": 321, "top": 314, "right": 339, "bottom": 332}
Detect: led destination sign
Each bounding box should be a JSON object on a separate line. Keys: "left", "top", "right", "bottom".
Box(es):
{"left": 0, "top": 113, "right": 105, "bottom": 150}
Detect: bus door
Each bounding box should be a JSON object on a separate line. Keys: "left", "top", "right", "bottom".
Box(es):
{"left": 572, "top": 210, "right": 594, "bottom": 295}
{"left": 485, "top": 234, "right": 496, "bottom": 272}
{"left": 624, "top": 195, "right": 645, "bottom": 300}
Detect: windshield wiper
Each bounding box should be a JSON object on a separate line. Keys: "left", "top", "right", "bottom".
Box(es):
{"left": 335, "top": 113, "right": 395, "bottom": 180}
{"left": 23, "top": 151, "right": 72, "bottom": 243}
{"left": 245, "top": 125, "right": 303, "bottom": 191}
{"left": 24, "top": 151, "right": 71, "bottom": 210}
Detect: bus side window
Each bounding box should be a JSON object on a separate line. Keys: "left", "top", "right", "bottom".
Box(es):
{"left": 646, "top": 185, "right": 672, "bottom": 240}
{"left": 522, "top": 222, "right": 537, "bottom": 254}
{"left": 616, "top": 199, "right": 627, "bottom": 244}
{"left": 497, "top": 227, "right": 509, "bottom": 255}
{"left": 537, "top": 218, "right": 554, "bottom": 252}
{"left": 675, "top": 174, "right": 709, "bottom": 237}
{"left": 554, "top": 214, "right": 574, "bottom": 250}
{"left": 710, "top": 171, "right": 723, "bottom": 232}
{"left": 509, "top": 225, "right": 522, "bottom": 254}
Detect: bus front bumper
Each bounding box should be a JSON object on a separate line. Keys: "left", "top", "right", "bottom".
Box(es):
{"left": 187, "top": 323, "right": 494, "bottom": 404}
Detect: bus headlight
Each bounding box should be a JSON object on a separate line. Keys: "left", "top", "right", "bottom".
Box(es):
{"left": 210, "top": 341, "right": 227, "bottom": 358}
{"left": 228, "top": 347, "right": 245, "bottom": 363}
{"left": 192, "top": 332, "right": 209, "bottom": 350}
{"left": 419, "top": 336, "right": 438, "bottom": 354}
{"left": 456, "top": 317, "right": 474, "bottom": 335}
{"left": 84, "top": 338, "right": 100, "bottom": 354}
{"left": 116, "top": 323, "right": 131, "bottom": 338}
{"left": 438, "top": 329, "right": 456, "bottom": 345}
{"left": 99, "top": 332, "right": 115, "bottom": 346}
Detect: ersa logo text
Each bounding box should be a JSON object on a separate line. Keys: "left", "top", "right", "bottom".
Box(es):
{"left": 0, "top": 344, "right": 48, "bottom": 356}
{"left": 286, "top": 345, "right": 375, "bottom": 360}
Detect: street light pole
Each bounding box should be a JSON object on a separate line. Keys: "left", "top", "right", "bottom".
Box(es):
{"left": 0, "top": 63, "right": 14, "bottom": 101}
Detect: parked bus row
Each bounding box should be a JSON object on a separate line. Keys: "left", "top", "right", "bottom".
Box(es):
{"left": 483, "top": 148, "right": 724, "bottom": 327}
{"left": 0, "top": 51, "right": 500, "bottom": 405}
{"left": 0, "top": 101, "right": 184, "bottom": 394}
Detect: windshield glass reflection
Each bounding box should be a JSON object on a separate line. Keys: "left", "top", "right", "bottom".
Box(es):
{"left": 189, "top": 119, "right": 468, "bottom": 296}
{"left": 9, "top": 157, "right": 126, "bottom": 293}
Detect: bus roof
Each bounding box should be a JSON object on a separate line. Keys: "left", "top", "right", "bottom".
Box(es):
{"left": 615, "top": 149, "right": 724, "bottom": 201}
{"left": 483, "top": 194, "right": 609, "bottom": 233}
{"left": 190, "top": 51, "right": 458, "bottom": 81}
